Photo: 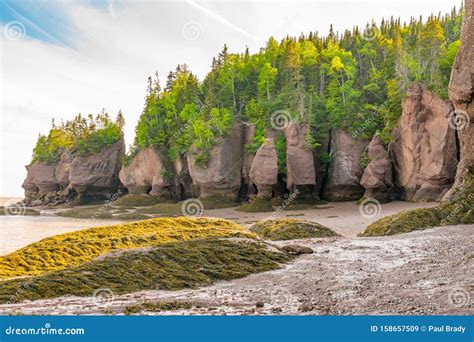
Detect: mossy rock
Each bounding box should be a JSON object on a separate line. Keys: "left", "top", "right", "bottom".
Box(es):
{"left": 236, "top": 198, "right": 274, "bottom": 213}
{"left": 0, "top": 217, "right": 255, "bottom": 279}
{"left": 0, "top": 206, "right": 40, "bottom": 216}
{"left": 0, "top": 238, "right": 292, "bottom": 304}
{"left": 250, "top": 219, "right": 339, "bottom": 240}
{"left": 359, "top": 176, "right": 474, "bottom": 237}
{"left": 112, "top": 194, "right": 162, "bottom": 207}
{"left": 358, "top": 207, "right": 441, "bottom": 237}
{"left": 199, "top": 196, "right": 240, "bottom": 209}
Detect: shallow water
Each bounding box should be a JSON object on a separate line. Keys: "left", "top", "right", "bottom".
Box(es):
{"left": 0, "top": 215, "right": 124, "bottom": 255}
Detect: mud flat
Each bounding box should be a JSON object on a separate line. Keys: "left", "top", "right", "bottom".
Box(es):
{"left": 0, "top": 225, "right": 471, "bottom": 316}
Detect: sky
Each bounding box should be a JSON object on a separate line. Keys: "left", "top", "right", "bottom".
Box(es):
{"left": 0, "top": 0, "right": 461, "bottom": 197}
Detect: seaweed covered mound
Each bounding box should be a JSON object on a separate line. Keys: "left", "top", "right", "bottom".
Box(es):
{"left": 249, "top": 219, "right": 339, "bottom": 240}
{"left": 0, "top": 238, "right": 292, "bottom": 304}
{"left": 111, "top": 194, "right": 163, "bottom": 207}
{"left": 0, "top": 217, "right": 254, "bottom": 279}
{"left": 359, "top": 176, "right": 474, "bottom": 236}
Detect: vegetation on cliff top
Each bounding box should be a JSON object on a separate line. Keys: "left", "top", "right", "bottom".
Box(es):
{"left": 250, "top": 219, "right": 339, "bottom": 240}
{"left": 0, "top": 238, "right": 292, "bottom": 304}
{"left": 125, "top": 6, "right": 462, "bottom": 171}
{"left": 0, "top": 217, "right": 254, "bottom": 279}
{"left": 359, "top": 176, "right": 474, "bottom": 236}
{"left": 31, "top": 109, "right": 125, "bottom": 164}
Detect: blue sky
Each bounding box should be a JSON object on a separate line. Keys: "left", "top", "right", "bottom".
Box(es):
{"left": 0, "top": 0, "right": 462, "bottom": 196}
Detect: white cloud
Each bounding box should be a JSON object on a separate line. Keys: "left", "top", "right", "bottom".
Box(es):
{"left": 0, "top": 0, "right": 460, "bottom": 196}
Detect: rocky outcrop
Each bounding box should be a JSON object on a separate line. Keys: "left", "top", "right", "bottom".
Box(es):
{"left": 249, "top": 137, "right": 278, "bottom": 199}
{"left": 119, "top": 147, "right": 172, "bottom": 198}
{"left": 22, "top": 154, "right": 75, "bottom": 206}
{"left": 22, "top": 162, "right": 59, "bottom": 198}
{"left": 322, "top": 129, "right": 369, "bottom": 201}
{"left": 187, "top": 123, "right": 244, "bottom": 200}
{"left": 391, "top": 84, "right": 458, "bottom": 201}
{"left": 284, "top": 122, "right": 315, "bottom": 193}
{"left": 69, "top": 139, "right": 125, "bottom": 201}
{"left": 446, "top": 0, "right": 474, "bottom": 197}
{"left": 360, "top": 135, "right": 393, "bottom": 201}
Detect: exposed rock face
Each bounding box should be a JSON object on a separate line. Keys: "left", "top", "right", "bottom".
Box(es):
{"left": 360, "top": 135, "right": 393, "bottom": 201}
{"left": 55, "top": 151, "right": 72, "bottom": 190}
{"left": 69, "top": 139, "right": 125, "bottom": 200}
{"left": 22, "top": 162, "right": 59, "bottom": 198}
{"left": 249, "top": 137, "right": 278, "bottom": 199}
{"left": 446, "top": 0, "right": 474, "bottom": 197}
{"left": 284, "top": 122, "right": 315, "bottom": 190}
{"left": 391, "top": 84, "right": 458, "bottom": 201}
{"left": 187, "top": 123, "right": 244, "bottom": 200}
{"left": 119, "top": 147, "right": 171, "bottom": 197}
{"left": 322, "top": 129, "right": 369, "bottom": 201}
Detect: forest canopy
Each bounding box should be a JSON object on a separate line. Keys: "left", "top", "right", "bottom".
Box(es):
{"left": 31, "top": 110, "right": 124, "bottom": 164}
{"left": 130, "top": 7, "right": 462, "bottom": 166}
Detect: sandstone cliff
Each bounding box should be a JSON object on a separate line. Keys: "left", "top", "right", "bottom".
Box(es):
{"left": 390, "top": 84, "right": 457, "bottom": 201}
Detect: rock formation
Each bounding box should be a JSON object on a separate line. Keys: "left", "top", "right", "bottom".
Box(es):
{"left": 322, "top": 129, "right": 369, "bottom": 201}
{"left": 119, "top": 147, "right": 172, "bottom": 198}
{"left": 69, "top": 139, "right": 125, "bottom": 202}
{"left": 391, "top": 84, "right": 458, "bottom": 201}
{"left": 446, "top": 0, "right": 474, "bottom": 197}
{"left": 187, "top": 123, "right": 244, "bottom": 200}
{"left": 360, "top": 135, "right": 393, "bottom": 201}
{"left": 284, "top": 122, "right": 316, "bottom": 201}
{"left": 249, "top": 137, "right": 278, "bottom": 199}
{"left": 22, "top": 162, "right": 59, "bottom": 199}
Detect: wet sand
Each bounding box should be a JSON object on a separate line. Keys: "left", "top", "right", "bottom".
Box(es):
{"left": 0, "top": 216, "right": 124, "bottom": 255}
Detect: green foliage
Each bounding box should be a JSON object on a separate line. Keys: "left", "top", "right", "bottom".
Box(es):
{"left": 127, "top": 7, "right": 461, "bottom": 165}
{"left": 31, "top": 111, "right": 123, "bottom": 163}
{"left": 275, "top": 134, "right": 287, "bottom": 173}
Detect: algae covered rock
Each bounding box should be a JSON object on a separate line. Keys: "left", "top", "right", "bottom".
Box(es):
{"left": 250, "top": 218, "right": 338, "bottom": 240}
